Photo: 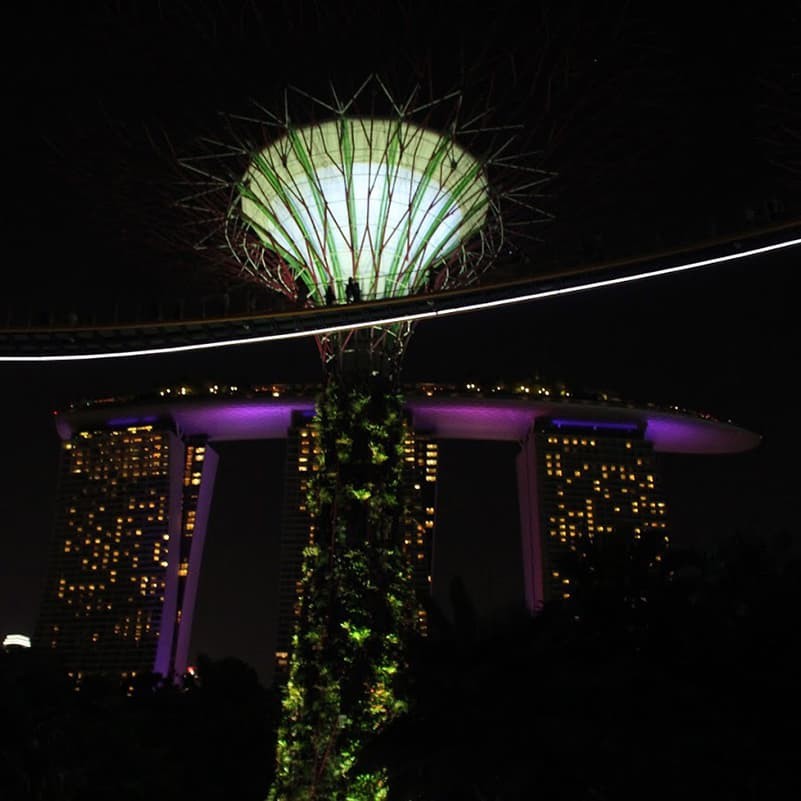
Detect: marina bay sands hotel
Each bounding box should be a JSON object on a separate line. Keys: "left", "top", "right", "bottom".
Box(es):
{"left": 35, "top": 381, "right": 759, "bottom": 681}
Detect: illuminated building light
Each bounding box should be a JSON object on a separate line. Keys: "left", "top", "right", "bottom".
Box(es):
{"left": 3, "top": 634, "right": 31, "bottom": 648}
{"left": 35, "top": 425, "right": 219, "bottom": 679}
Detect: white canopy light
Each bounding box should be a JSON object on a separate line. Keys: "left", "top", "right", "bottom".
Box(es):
{"left": 240, "top": 118, "right": 489, "bottom": 303}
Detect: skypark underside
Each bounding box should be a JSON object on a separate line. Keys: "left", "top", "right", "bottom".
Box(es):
{"left": 55, "top": 394, "right": 759, "bottom": 455}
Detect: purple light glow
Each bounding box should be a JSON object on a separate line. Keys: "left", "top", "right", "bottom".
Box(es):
{"left": 407, "top": 398, "right": 760, "bottom": 453}
{"left": 550, "top": 419, "right": 641, "bottom": 432}
{"left": 57, "top": 396, "right": 760, "bottom": 454}
{"left": 173, "top": 402, "right": 315, "bottom": 441}
{"left": 59, "top": 400, "right": 316, "bottom": 443}
{"left": 173, "top": 447, "right": 219, "bottom": 676}
{"left": 644, "top": 414, "right": 760, "bottom": 454}
{"left": 409, "top": 400, "right": 538, "bottom": 442}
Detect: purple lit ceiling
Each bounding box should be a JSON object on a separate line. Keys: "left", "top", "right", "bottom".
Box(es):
{"left": 56, "top": 395, "right": 760, "bottom": 455}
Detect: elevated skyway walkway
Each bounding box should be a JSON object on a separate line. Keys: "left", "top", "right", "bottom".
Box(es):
{"left": 2, "top": 222, "right": 798, "bottom": 361}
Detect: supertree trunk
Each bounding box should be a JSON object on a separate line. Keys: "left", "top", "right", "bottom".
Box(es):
{"left": 270, "top": 352, "right": 418, "bottom": 801}
{"left": 190, "top": 79, "right": 548, "bottom": 799}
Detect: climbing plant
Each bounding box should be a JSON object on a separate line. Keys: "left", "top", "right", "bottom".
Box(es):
{"left": 270, "top": 371, "right": 418, "bottom": 801}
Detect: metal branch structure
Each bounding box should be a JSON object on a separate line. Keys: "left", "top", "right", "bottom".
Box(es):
{"left": 191, "top": 77, "right": 548, "bottom": 801}
{"left": 238, "top": 117, "right": 490, "bottom": 302}
{"left": 186, "top": 76, "right": 549, "bottom": 371}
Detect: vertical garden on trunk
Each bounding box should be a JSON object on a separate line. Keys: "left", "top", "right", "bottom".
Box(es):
{"left": 270, "top": 365, "right": 418, "bottom": 801}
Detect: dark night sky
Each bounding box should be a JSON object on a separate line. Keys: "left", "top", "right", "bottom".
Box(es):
{"left": 0, "top": 1, "right": 797, "bottom": 681}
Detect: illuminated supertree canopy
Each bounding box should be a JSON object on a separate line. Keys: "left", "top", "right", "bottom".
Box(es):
{"left": 240, "top": 117, "right": 490, "bottom": 304}
{"left": 197, "top": 78, "right": 550, "bottom": 322}
{"left": 196, "top": 78, "right": 549, "bottom": 373}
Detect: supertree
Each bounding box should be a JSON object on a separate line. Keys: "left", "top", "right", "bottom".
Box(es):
{"left": 188, "top": 76, "right": 548, "bottom": 801}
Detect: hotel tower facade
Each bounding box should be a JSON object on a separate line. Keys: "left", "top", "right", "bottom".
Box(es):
{"left": 35, "top": 382, "right": 759, "bottom": 679}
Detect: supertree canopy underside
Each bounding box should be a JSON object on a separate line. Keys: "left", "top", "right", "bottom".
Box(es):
{"left": 239, "top": 117, "right": 490, "bottom": 305}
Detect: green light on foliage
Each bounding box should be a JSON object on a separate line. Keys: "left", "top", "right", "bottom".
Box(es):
{"left": 348, "top": 486, "right": 373, "bottom": 502}
{"left": 268, "top": 374, "right": 418, "bottom": 801}
{"left": 341, "top": 621, "right": 372, "bottom": 645}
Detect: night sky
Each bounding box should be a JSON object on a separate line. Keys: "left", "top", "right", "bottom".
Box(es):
{"left": 0, "top": 1, "right": 797, "bottom": 682}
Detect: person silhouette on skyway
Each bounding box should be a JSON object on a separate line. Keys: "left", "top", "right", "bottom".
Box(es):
{"left": 346, "top": 276, "right": 360, "bottom": 303}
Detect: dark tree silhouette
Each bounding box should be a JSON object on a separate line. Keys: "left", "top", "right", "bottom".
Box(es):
{"left": 0, "top": 654, "right": 279, "bottom": 801}
{"left": 357, "top": 531, "right": 801, "bottom": 800}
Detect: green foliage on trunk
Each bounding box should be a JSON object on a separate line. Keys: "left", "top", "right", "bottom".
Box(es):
{"left": 269, "top": 373, "right": 418, "bottom": 801}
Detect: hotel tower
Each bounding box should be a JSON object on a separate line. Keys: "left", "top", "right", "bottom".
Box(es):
{"left": 35, "top": 382, "right": 758, "bottom": 679}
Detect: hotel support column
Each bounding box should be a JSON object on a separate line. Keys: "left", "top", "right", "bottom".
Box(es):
{"left": 516, "top": 427, "right": 545, "bottom": 613}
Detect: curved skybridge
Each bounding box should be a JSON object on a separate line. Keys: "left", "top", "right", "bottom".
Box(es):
{"left": 1, "top": 223, "right": 798, "bottom": 362}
